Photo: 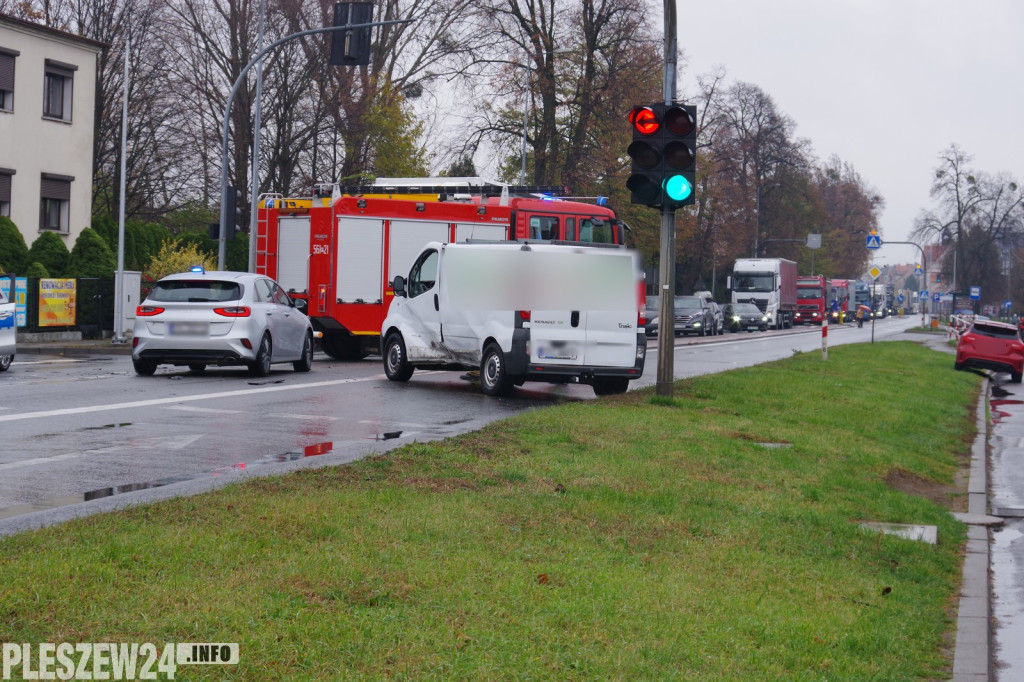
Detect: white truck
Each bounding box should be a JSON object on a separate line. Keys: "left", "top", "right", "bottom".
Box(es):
{"left": 380, "top": 241, "right": 647, "bottom": 396}
{"left": 728, "top": 258, "right": 798, "bottom": 329}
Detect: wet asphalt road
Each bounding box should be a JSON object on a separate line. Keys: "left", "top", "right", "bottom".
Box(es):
{"left": 0, "top": 316, "right": 916, "bottom": 533}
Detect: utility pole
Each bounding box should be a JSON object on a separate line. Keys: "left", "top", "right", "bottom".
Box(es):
{"left": 655, "top": 0, "right": 677, "bottom": 398}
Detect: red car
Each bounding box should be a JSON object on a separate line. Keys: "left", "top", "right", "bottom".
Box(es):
{"left": 955, "top": 319, "right": 1024, "bottom": 382}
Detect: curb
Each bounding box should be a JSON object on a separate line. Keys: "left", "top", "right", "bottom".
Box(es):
{"left": 14, "top": 344, "right": 132, "bottom": 356}
{"left": 952, "top": 377, "right": 995, "bottom": 681}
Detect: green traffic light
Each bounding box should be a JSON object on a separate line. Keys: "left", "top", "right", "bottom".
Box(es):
{"left": 664, "top": 174, "right": 693, "bottom": 202}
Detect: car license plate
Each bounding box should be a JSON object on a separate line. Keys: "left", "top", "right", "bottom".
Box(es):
{"left": 168, "top": 322, "right": 210, "bottom": 336}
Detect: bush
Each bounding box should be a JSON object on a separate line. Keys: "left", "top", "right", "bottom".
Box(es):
{"left": 24, "top": 261, "right": 50, "bottom": 278}
{"left": 0, "top": 217, "right": 29, "bottom": 274}
{"left": 68, "top": 227, "right": 117, "bottom": 278}
{"left": 27, "top": 231, "right": 71, "bottom": 277}
{"left": 143, "top": 237, "right": 217, "bottom": 284}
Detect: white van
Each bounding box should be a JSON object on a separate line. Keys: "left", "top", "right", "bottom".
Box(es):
{"left": 0, "top": 273, "right": 16, "bottom": 372}
{"left": 380, "top": 242, "right": 647, "bottom": 396}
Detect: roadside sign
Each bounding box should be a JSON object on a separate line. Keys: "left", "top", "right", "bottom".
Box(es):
{"left": 1005, "top": 299, "right": 1013, "bottom": 309}
{"left": 920, "top": 290, "right": 928, "bottom": 299}
{"left": 897, "top": 293, "right": 904, "bottom": 303}
{"left": 970, "top": 286, "right": 980, "bottom": 301}
{"left": 914, "top": 264, "right": 922, "bottom": 275}
{"left": 868, "top": 266, "right": 881, "bottom": 279}
{"left": 865, "top": 234, "right": 882, "bottom": 250}
{"left": 933, "top": 292, "right": 940, "bottom": 303}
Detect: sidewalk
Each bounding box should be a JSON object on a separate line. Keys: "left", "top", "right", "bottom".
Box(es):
{"left": 14, "top": 333, "right": 131, "bottom": 356}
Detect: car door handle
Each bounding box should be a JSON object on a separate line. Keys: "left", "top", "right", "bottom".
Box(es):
{"left": 434, "top": 294, "right": 439, "bottom": 311}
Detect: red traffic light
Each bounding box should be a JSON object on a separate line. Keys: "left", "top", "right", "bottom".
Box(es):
{"left": 629, "top": 106, "right": 659, "bottom": 136}
{"left": 664, "top": 106, "right": 694, "bottom": 136}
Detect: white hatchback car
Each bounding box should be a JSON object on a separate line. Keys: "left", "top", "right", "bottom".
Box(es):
{"left": 131, "top": 269, "right": 316, "bottom": 377}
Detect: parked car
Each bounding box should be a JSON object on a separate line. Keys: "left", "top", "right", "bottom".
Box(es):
{"left": 674, "top": 296, "right": 717, "bottom": 336}
{"left": 722, "top": 302, "right": 769, "bottom": 332}
{"left": 955, "top": 319, "right": 1024, "bottom": 382}
{"left": 131, "top": 269, "right": 318, "bottom": 377}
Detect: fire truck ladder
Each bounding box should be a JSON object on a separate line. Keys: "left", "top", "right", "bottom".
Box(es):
{"left": 320, "top": 183, "right": 571, "bottom": 198}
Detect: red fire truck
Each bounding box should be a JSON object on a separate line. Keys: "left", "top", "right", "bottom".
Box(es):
{"left": 794, "top": 275, "right": 831, "bottom": 325}
{"left": 254, "top": 180, "right": 630, "bottom": 359}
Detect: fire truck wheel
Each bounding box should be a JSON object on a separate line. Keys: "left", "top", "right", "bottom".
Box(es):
{"left": 383, "top": 333, "right": 414, "bottom": 382}
{"left": 480, "top": 343, "right": 513, "bottom": 396}
{"left": 293, "top": 332, "right": 314, "bottom": 372}
{"left": 322, "top": 334, "right": 369, "bottom": 361}
{"left": 249, "top": 334, "right": 272, "bottom": 377}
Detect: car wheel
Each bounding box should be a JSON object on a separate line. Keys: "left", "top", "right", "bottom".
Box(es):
{"left": 188, "top": 364, "right": 207, "bottom": 373}
{"left": 133, "top": 358, "right": 157, "bottom": 376}
{"left": 954, "top": 361, "right": 965, "bottom": 371}
{"left": 592, "top": 377, "right": 629, "bottom": 396}
{"left": 0, "top": 354, "right": 11, "bottom": 371}
{"left": 1012, "top": 370, "right": 1022, "bottom": 384}
{"left": 293, "top": 332, "right": 314, "bottom": 372}
{"left": 249, "top": 334, "right": 272, "bottom": 377}
{"left": 480, "top": 343, "right": 513, "bottom": 396}
{"left": 383, "top": 332, "right": 414, "bottom": 382}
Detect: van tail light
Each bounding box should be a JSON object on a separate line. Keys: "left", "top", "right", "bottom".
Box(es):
{"left": 637, "top": 280, "right": 646, "bottom": 326}
{"left": 136, "top": 306, "right": 164, "bottom": 316}
{"left": 519, "top": 310, "right": 531, "bottom": 321}
{"left": 214, "top": 306, "right": 251, "bottom": 317}
{"left": 1010, "top": 342, "right": 1024, "bottom": 352}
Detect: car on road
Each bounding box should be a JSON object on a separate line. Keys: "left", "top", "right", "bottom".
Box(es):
{"left": 0, "top": 272, "right": 15, "bottom": 372}
{"left": 722, "top": 302, "right": 769, "bottom": 332}
{"left": 674, "top": 295, "right": 718, "bottom": 336}
{"left": 955, "top": 319, "right": 1024, "bottom": 382}
{"left": 644, "top": 295, "right": 662, "bottom": 336}
{"left": 131, "top": 269, "right": 317, "bottom": 377}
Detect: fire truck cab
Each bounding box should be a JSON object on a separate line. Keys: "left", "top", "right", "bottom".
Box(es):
{"left": 255, "top": 179, "right": 629, "bottom": 360}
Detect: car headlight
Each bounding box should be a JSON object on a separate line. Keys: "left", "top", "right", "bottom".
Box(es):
{"left": 650, "top": 316, "right": 659, "bottom": 325}
{"left": 761, "top": 316, "right": 768, "bottom": 322}
{"left": 693, "top": 322, "right": 702, "bottom": 327}
{"left": 732, "top": 315, "right": 741, "bottom": 322}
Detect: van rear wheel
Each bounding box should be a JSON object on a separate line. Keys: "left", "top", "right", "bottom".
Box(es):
{"left": 592, "top": 378, "right": 629, "bottom": 396}
{"left": 480, "top": 343, "right": 513, "bottom": 396}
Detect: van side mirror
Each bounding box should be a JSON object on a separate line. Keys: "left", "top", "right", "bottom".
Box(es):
{"left": 392, "top": 276, "right": 407, "bottom": 297}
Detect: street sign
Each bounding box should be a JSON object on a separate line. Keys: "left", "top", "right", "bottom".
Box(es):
{"left": 933, "top": 292, "right": 940, "bottom": 302}
{"left": 868, "top": 266, "right": 881, "bottom": 279}
{"left": 920, "top": 290, "right": 928, "bottom": 299}
{"left": 970, "top": 286, "right": 980, "bottom": 301}
{"left": 897, "top": 293, "right": 904, "bottom": 303}
{"left": 914, "top": 264, "right": 922, "bottom": 275}
{"left": 865, "top": 234, "right": 882, "bottom": 250}
{"left": 1005, "top": 299, "right": 1013, "bottom": 309}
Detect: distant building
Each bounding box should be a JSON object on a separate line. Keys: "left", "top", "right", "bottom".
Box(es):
{"left": 0, "top": 13, "right": 105, "bottom": 252}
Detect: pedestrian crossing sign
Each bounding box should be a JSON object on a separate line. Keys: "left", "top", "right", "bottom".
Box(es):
{"left": 866, "top": 234, "right": 882, "bottom": 249}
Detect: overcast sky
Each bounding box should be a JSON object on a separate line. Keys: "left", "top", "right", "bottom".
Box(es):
{"left": 676, "top": 0, "right": 1023, "bottom": 269}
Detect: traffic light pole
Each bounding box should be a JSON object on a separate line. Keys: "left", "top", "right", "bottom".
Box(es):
{"left": 656, "top": 0, "right": 678, "bottom": 397}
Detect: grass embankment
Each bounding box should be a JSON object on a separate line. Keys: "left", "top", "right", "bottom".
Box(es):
{"left": 0, "top": 342, "right": 981, "bottom": 679}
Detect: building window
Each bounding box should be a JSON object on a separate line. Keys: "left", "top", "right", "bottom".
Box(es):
{"left": 43, "top": 59, "right": 76, "bottom": 122}
{"left": 0, "top": 169, "right": 12, "bottom": 217}
{"left": 40, "top": 173, "right": 73, "bottom": 232}
{"left": 0, "top": 48, "right": 18, "bottom": 112}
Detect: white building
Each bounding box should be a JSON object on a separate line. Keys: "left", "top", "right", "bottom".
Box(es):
{"left": 0, "top": 13, "right": 104, "bottom": 251}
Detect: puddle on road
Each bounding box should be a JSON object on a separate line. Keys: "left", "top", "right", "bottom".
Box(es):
{"left": 990, "top": 399, "right": 1024, "bottom": 424}
{"left": 0, "top": 441, "right": 337, "bottom": 522}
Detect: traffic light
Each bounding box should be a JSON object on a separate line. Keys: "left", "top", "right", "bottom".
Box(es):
{"left": 331, "top": 2, "right": 373, "bottom": 66}
{"left": 224, "top": 186, "right": 243, "bottom": 240}
{"left": 626, "top": 102, "right": 697, "bottom": 209}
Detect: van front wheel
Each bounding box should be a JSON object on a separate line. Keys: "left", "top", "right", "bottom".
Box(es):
{"left": 480, "top": 344, "right": 514, "bottom": 396}
{"left": 384, "top": 333, "right": 414, "bottom": 382}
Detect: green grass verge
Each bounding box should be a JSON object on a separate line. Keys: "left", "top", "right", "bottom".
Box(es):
{"left": 0, "top": 341, "right": 980, "bottom": 680}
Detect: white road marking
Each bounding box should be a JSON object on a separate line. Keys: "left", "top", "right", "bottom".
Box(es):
{"left": 0, "top": 453, "right": 83, "bottom": 470}
{"left": 0, "top": 375, "right": 385, "bottom": 423}
{"left": 0, "top": 435, "right": 206, "bottom": 471}
{"left": 273, "top": 413, "right": 340, "bottom": 421}
{"left": 163, "top": 405, "right": 244, "bottom": 414}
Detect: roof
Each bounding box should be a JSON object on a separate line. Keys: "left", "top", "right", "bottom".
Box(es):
{"left": 0, "top": 12, "right": 108, "bottom": 51}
